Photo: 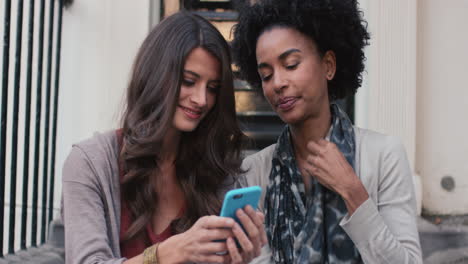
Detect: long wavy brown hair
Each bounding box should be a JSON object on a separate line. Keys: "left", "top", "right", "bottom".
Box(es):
{"left": 120, "top": 11, "right": 244, "bottom": 241}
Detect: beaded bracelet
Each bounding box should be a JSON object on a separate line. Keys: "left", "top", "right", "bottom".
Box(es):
{"left": 143, "top": 243, "right": 160, "bottom": 264}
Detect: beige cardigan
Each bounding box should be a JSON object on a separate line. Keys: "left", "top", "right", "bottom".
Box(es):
{"left": 237, "top": 127, "right": 423, "bottom": 264}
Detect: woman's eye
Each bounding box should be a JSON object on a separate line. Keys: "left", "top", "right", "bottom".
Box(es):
{"left": 261, "top": 74, "right": 272, "bottom": 82}
{"left": 286, "top": 63, "right": 299, "bottom": 70}
{"left": 182, "top": 79, "right": 195, "bottom": 86}
{"left": 208, "top": 85, "right": 220, "bottom": 93}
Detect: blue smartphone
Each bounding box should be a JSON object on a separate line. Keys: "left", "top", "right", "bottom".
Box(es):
{"left": 215, "top": 186, "right": 262, "bottom": 248}
{"left": 220, "top": 186, "right": 262, "bottom": 224}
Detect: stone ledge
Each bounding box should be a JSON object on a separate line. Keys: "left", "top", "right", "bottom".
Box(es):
{"left": 0, "top": 219, "right": 65, "bottom": 264}
{"left": 0, "top": 244, "right": 64, "bottom": 264}
{"left": 419, "top": 216, "right": 468, "bottom": 263}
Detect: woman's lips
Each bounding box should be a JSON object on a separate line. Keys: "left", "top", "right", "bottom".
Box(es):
{"left": 277, "top": 97, "right": 298, "bottom": 111}
{"left": 180, "top": 105, "right": 202, "bottom": 119}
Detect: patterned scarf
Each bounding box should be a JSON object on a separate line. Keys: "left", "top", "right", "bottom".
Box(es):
{"left": 264, "top": 103, "right": 362, "bottom": 264}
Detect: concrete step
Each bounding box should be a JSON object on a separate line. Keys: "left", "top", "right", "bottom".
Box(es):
{"left": 419, "top": 216, "right": 468, "bottom": 263}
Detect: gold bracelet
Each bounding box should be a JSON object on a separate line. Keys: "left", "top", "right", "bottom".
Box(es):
{"left": 143, "top": 243, "right": 160, "bottom": 264}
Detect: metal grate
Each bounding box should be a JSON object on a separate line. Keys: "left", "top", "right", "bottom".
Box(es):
{"left": 0, "top": 0, "right": 64, "bottom": 256}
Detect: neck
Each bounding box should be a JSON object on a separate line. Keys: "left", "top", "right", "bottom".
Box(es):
{"left": 290, "top": 105, "right": 331, "bottom": 162}
{"left": 155, "top": 127, "right": 181, "bottom": 193}
{"left": 160, "top": 127, "right": 181, "bottom": 164}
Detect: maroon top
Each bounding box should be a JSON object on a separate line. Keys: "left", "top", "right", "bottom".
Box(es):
{"left": 116, "top": 129, "right": 177, "bottom": 259}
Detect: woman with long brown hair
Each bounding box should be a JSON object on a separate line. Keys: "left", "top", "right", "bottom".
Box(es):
{"left": 61, "top": 11, "right": 266, "bottom": 264}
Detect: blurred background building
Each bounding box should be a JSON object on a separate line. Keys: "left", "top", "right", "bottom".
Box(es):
{"left": 0, "top": 0, "right": 467, "bottom": 262}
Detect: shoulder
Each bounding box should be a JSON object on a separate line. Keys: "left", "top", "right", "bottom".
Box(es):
{"left": 242, "top": 144, "right": 276, "bottom": 171}
{"left": 354, "top": 126, "right": 407, "bottom": 161}
{"left": 237, "top": 144, "right": 276, "bottom": 189}
{"left": 354, "top": 126, "right": 413, "bottom": 197}
{"left": 72, "top": 130, "right": 120, "bottom": 160}
{"left": 62, "top": 130, "right": 120, "bottom": 185}
{"left": 238, "top": 145, "right": 276, "bottom": 211}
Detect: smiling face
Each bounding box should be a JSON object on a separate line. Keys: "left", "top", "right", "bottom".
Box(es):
{"left": 172, "top": 47, "right": 221, "bottom": 132}
{"left": 256, "top": 26, "right": 335, "bottom": 126}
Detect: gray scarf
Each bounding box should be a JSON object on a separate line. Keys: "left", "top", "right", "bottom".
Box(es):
{"left": 264, "top": 103, "right": 362, "bottom": 263}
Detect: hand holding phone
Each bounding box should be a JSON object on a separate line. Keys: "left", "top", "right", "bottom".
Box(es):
{"left": 220, "top": 186, "right": 262, "bottom": 225}
{"left": 217, "top": 186, "right": 266, "bottom": 259}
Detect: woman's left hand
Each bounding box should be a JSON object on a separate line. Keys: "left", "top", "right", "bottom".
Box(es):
{"left": 226, "top": 205, "right": 267, "bottom": 264}
{"left": 303, "top": 139, "right": 369, "bottom": 214}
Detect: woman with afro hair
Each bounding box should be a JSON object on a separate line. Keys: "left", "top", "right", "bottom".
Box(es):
{"left": 232, "top": 0, "right": 422, "bottom": 263}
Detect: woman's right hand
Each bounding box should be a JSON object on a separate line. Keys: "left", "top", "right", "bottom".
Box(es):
{"left": 157, "top": 215, "right": 236, "bottom": 264}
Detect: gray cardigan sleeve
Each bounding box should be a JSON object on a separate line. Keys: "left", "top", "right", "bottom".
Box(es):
{"left": 340, "top": 136, "right": 422, "bottom": 264}
{"left": 62, "top": 145, "right": 126, "bottom": 264}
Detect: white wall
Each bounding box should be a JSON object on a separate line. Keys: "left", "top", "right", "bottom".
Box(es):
{"left": 55, "top": 0, "right": 151, "bottom": 210}
{"left": 354, "top": 0, "right": 369, "bottom": 129}
{"left": 357, "top": 0, "right": 468, "bottom": 215}
{"left": 416, "top": 0, "right": 468, "bottom": 214}
{"left": 354, "top": 0, "right": 422, "bottom": 214}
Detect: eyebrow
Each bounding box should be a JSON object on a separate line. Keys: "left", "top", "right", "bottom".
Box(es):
{"left": 184, "top": 70, "right": 221, "bottom": 83}
{"left": 183, "top": 70, "right": 200, "bottom": 78}
{"left": 257, "top": 48, "right": 302, "bottom": 69}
